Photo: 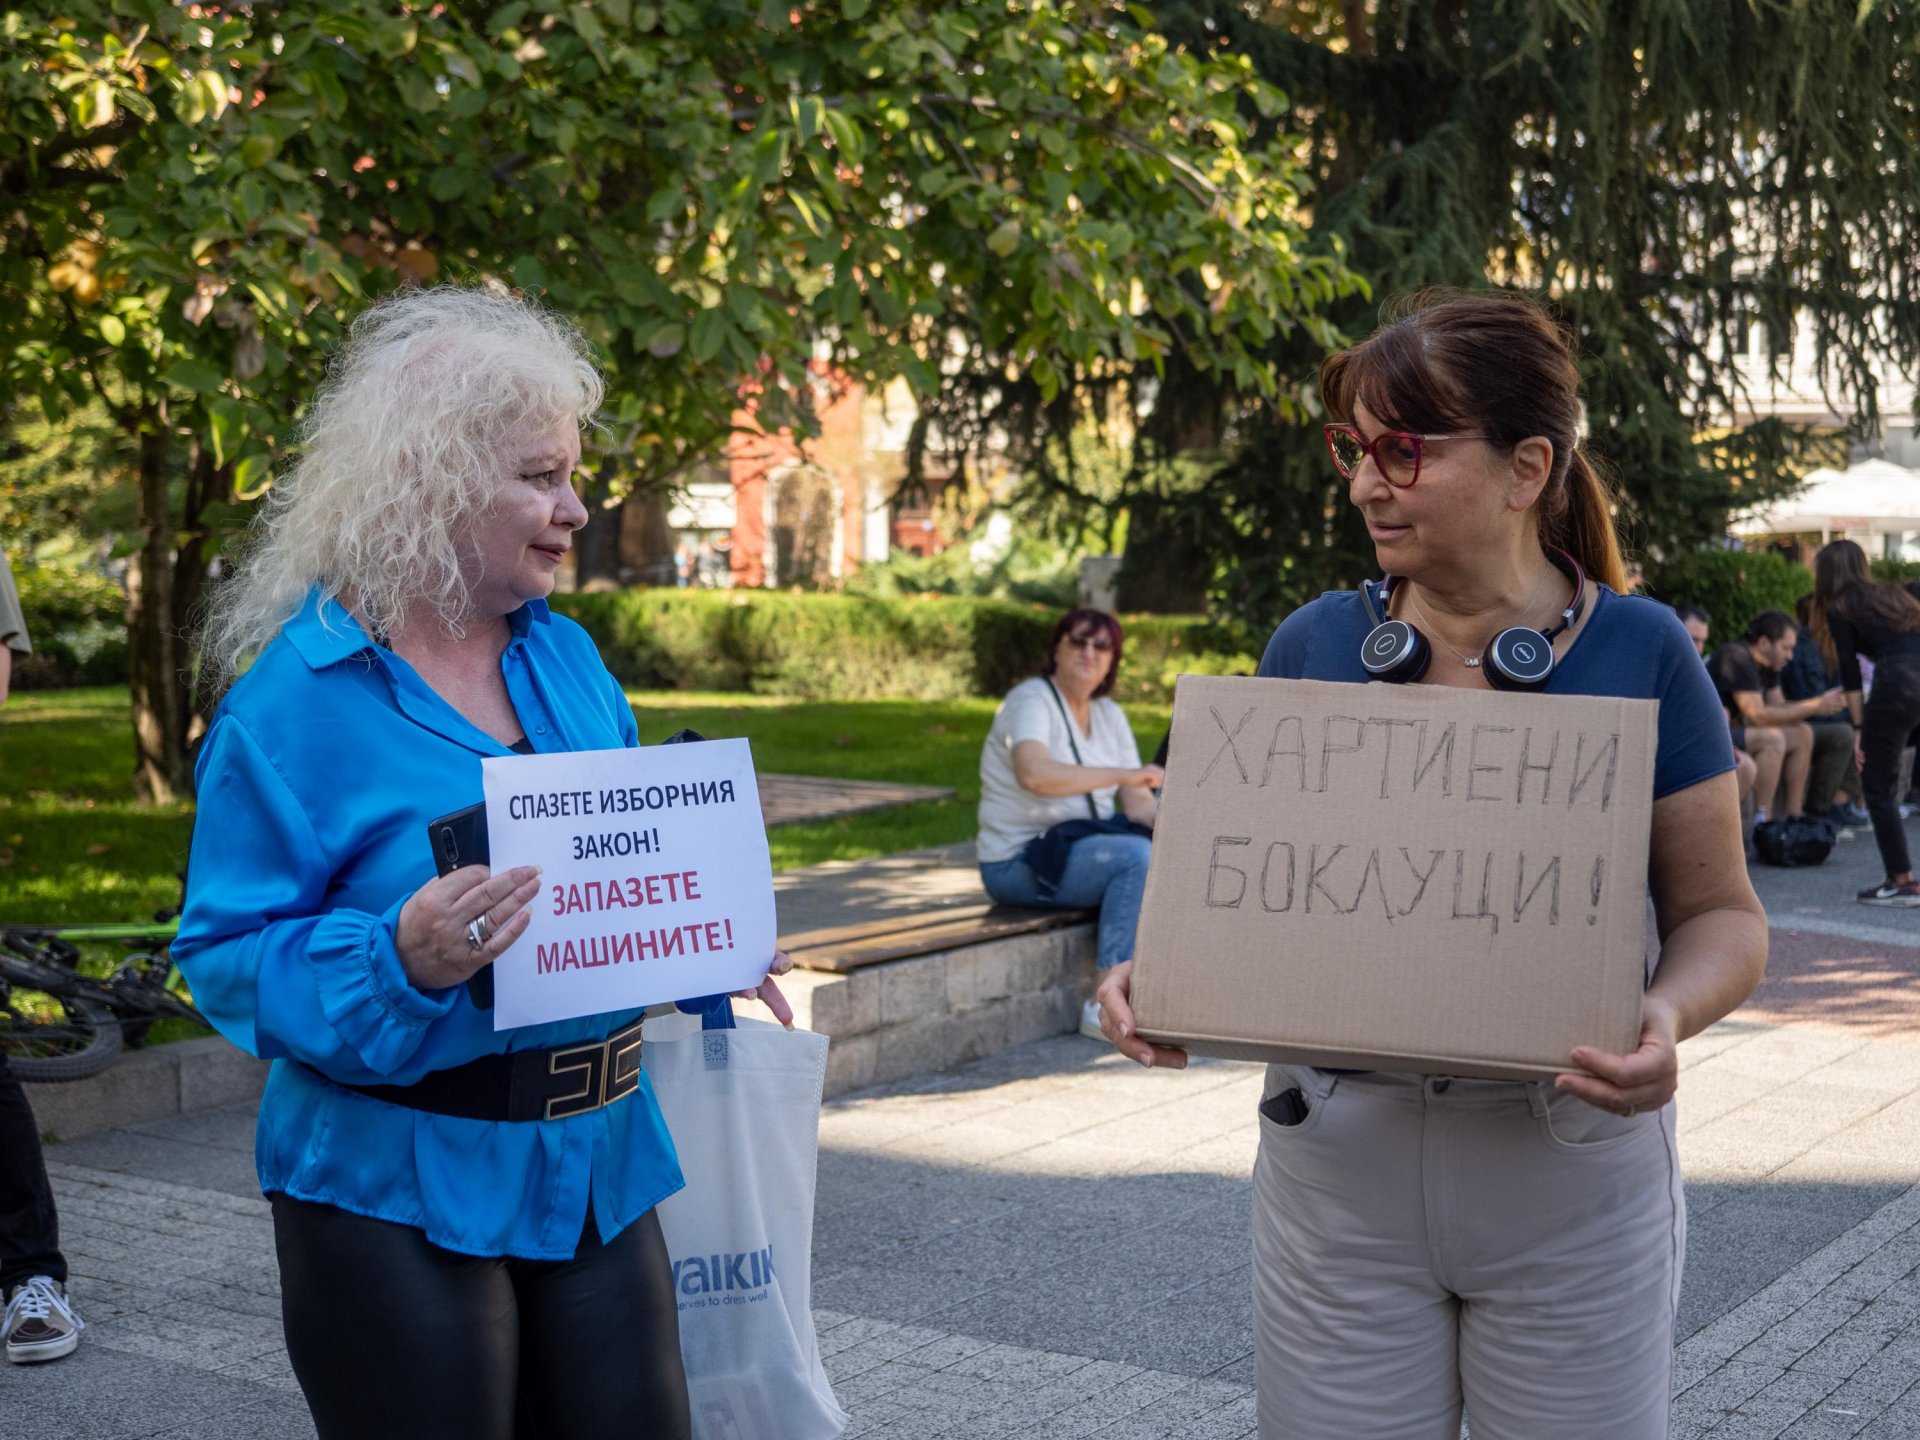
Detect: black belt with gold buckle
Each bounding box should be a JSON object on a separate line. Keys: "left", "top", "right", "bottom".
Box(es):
{"left": 315, "top": 1017, "right": 645, "bottom": 1122}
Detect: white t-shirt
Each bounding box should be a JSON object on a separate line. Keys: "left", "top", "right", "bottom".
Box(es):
{"left": 976, "top": 676, "right": 1144, "bottom": 863}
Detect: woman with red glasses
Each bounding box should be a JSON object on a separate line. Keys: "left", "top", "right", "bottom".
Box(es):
{"left": 977, "top": 608, "right": 1163, "bottom": 1038}
{"left": 1096, "top": 291, "right": 1767, "bottom": 1439}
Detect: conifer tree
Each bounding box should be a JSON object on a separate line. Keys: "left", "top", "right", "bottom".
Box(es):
{"left": 1041, "top": 2, "right": 1920, "bottom": 616}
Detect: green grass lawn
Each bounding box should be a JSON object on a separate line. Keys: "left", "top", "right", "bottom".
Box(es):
{"left": 1, "top": 685, "right": 1173, "bottom": 925}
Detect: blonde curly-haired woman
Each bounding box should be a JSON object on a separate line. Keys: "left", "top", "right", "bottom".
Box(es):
{"left": 178, "top": 287, "right": 785, "bottom": 1439}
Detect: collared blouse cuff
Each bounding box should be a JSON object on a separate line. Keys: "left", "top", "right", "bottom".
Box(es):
{"left": 312, "top": 896, "right": 459, "bottom": 1072}
{"left": 675, "top": 992, "right": 735, "bottom": 1024}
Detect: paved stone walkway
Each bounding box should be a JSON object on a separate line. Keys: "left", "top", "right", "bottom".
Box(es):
{"left": 758, "top": 773, "right": 953, "bottom": 829}
{"left": 9, "top": 833, "right": 1920, "bottom": 1437}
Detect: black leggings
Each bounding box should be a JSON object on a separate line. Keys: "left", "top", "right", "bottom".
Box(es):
{"left": 1860, "top": 663, "right": 1920, "bottom": 880}
{"left": 271, "top": 1194, "right": 691, "bottom": 1440}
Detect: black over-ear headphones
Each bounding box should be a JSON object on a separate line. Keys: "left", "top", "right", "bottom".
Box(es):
{"left": 1358, "top": 549, "right": 1587, "bottom": 692}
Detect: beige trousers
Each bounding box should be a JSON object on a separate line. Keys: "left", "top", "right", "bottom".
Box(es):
{"left": 1252, "top": 1065, "right": 1684, "bottom": 1440}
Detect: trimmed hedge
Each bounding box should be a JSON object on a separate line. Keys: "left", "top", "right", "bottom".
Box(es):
{"left": 551, "top": 588, "right": 1258, "bottom": 705}
{"left": 1640, "top": 550, "right": 1813, "bottom": 648}
{"left": 10, "top": 565, "right": 127, "bottom": 688}
{"left": 1643, "top": 550, "right": 1920, "bottom": 648}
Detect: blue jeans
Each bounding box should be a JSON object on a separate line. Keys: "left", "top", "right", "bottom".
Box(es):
{"left": 979, "top": 833, "right": 1153, "bottom": 971}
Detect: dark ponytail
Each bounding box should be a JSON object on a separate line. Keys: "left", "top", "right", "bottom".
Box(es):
{"left": 1545, "top": 450, "right": 1629, "bottom": 595}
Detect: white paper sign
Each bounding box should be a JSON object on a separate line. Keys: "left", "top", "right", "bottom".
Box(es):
{"left": 481, "top": 739, "right": 776, "bottom": 1030}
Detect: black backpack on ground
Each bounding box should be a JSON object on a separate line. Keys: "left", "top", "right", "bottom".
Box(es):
{"left": 1752, "top": 814, "right": 1837, "bottom": 867}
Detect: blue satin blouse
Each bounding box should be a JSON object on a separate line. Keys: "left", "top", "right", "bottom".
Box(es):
{"left": 174, "top": 589, "right": 708, "bottom": 1260}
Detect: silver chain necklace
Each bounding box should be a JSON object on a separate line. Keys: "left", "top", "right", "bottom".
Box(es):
{"left": 1403, "top": 566, "right": 1555, "bottom": 669}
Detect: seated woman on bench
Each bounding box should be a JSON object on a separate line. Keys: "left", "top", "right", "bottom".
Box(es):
{"left": 975, "top": 609, "right": 1163, "bottom": 1039}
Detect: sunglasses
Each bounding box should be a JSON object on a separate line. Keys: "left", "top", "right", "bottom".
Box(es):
{"left": 1064, "top": 632, "right": 1114, "bottom": 653}
{"left": 1323, "top": 424, "right": 1490, "bottom": 489}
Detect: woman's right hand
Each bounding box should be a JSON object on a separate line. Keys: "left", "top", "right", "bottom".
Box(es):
{"left": 1124, "top": 764, "right": 1166, "bottom": 789}
{"left": 397, "top": 864, "right": 543, "bottom": 990}
{"left": 1093, "top": 961, "right": 1188, "bottom": 1069}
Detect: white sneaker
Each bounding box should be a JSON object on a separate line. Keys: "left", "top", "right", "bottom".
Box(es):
{"left": 5, "top": 1276, "right": 84, "bottom": 1363}
{"left": 1079, "top": 997, "right": 1106, "bottom": 1041}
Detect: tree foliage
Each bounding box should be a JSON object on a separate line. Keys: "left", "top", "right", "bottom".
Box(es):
{"left": 1008, "top": 0, "right": 1918, "bottom": 619}
{"left": 0, "top": 0, "right": 1349, "bottom": 796}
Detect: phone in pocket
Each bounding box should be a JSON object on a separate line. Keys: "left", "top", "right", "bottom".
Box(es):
{"left": 1259, "top": 1087, "right": 1310, "bottom": 1127}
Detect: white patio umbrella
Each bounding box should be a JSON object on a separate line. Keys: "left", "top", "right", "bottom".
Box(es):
{"left": 1735, "top": 458, "right": 1920, "bottom": 542}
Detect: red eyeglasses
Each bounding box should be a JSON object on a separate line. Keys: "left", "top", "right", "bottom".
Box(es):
{"left": 1323, "top": 424, "right": 1490, "bottom": 489}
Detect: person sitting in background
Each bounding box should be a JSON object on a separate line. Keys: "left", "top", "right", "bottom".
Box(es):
{"left": 976, "top": 609, "right": 1162, "bottom": 1040}
{"left": 1785, "top": 593, "right": 1867, "bottom": 827}
{"left": 1705, "top": 610, "right": 1847, "bottom": 830}
{"left": 1675, "top": 604, "right": 1758, "bottom": 818}
{"left": 1674, "top": 602, "right": 1711, "bottom": 660}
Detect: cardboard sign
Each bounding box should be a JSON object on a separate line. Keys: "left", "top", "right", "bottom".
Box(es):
{"left": 482, "top": 740, "right": 775, "bottom": 1030}
{"left": 1131, "top": 676, "right": 1659, "bottom": 1079}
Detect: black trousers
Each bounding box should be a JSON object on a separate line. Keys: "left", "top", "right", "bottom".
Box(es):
{"left": 1860, "top": 660, "right": 1920, "bottom": 880}
{"left": 271, "top": 1194, "right": 691, "bottom": 1440}
{"left": 0, "top": 1048, "right": 66, "bottom": 1293}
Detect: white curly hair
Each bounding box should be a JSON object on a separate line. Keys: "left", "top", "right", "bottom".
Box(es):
{"left": 200, "top": 285, "right": 603, "bottom": 690}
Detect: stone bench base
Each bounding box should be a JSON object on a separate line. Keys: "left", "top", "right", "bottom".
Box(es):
{"left": 777, "top": 920, "right": 1098, "bottom": 1096}
{"left": 22, "top": 1036, "right": 270, "bottom": 1143}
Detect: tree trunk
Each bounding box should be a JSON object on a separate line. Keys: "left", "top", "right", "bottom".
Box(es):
{"left": 572, "top": 469, "right": 625, "bottom": 589}
{"left": 172, "top": 435, "right": 226, "bottom": 753}
{"left": 617, "top": 487, "right": 678, "bottom": 588}
{"left": 1114, "top": 491, "right": 1213, "bottom": 614}
{"left": 126, "top": 404, "right": 190, "bottom": 803}
{"left": 1115, "top": 359, "right": 1222, "bottom": 614}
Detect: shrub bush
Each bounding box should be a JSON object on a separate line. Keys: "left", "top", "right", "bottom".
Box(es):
{"left": 9, "top": 564, "right": 127, "bottom": 688}
{"left": 1869, "top": 557, "right": 1920, "bottom": 586}
{"left": 1640, "top": 549, "right": 1812, "bottom": 647}
{"left": 552, "top": 589, "right": 1257, "bottom": 705}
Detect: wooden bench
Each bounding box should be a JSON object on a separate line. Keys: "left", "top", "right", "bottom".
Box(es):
{"left": 781, "top": 903, "right": 1096, "bottom": 974}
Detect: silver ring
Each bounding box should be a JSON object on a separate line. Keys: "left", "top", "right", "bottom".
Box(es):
{"left": 1623, "top": 1102, "right": 1637, "bottom": 1118}
{"left": 465, "top": 914, "right": 492, "bottom": 951}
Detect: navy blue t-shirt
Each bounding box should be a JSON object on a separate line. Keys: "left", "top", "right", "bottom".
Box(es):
{"left": 1257, "top": 586, "right": 1735, "bottom": 800}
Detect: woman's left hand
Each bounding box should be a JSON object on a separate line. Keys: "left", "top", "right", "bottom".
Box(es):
{"left": 733, "top": 950, "right": 796, "bottom": 1029}
{"left": 1558, "top": 994, "right": 1681, "bottom": 1116}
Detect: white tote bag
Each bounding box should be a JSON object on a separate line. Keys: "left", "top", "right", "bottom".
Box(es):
{"left": 643, "top": 1008, "right": 847, "bottom": 1440}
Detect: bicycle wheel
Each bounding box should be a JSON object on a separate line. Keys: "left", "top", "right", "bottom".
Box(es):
{"left": 1, "top": 990, "right": 123, "bottom": 1082}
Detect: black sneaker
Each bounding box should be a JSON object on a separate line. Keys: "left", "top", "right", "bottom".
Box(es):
{"left": 1856, "top": 881, "right": 1920, "bottom": 908}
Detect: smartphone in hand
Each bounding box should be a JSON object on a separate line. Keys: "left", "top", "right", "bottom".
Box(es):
{"left": 425, "top": 802, "right": 494, "bottom": 1008}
